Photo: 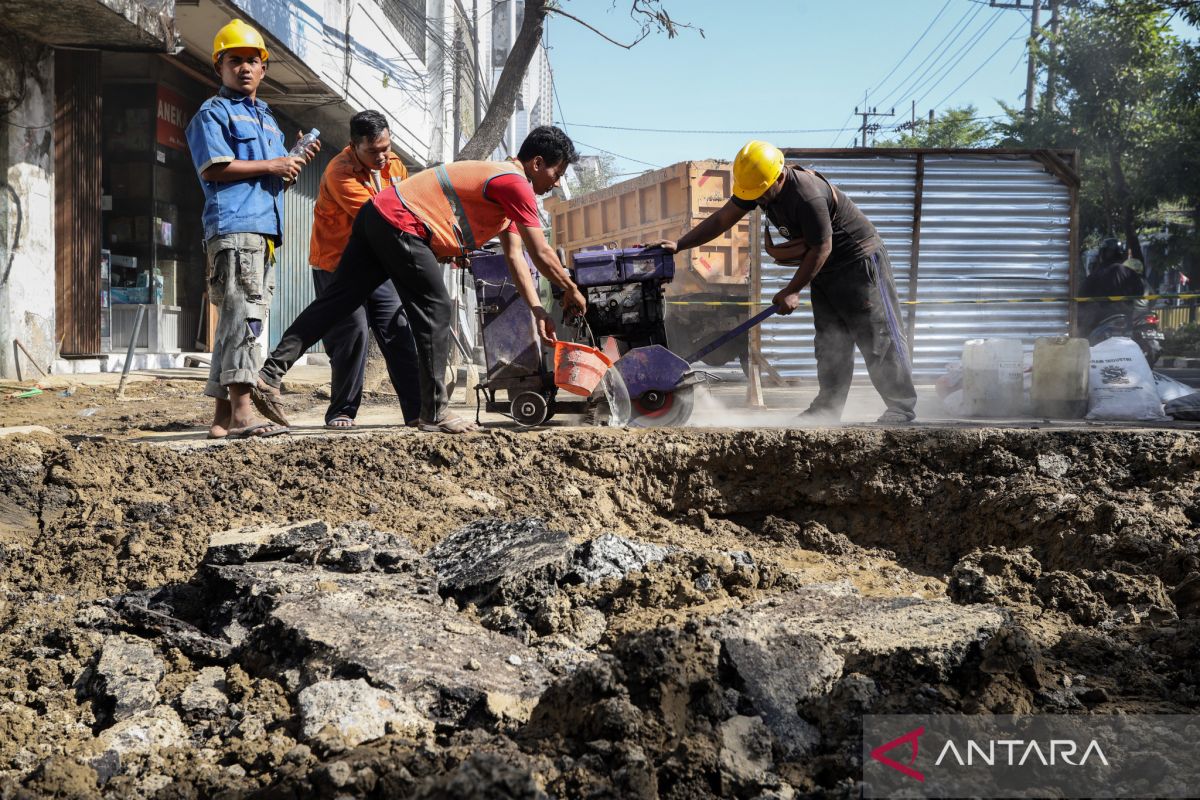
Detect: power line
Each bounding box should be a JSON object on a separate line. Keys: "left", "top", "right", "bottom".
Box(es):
{"left": 931, "top": 20, "right": 1030, "bottom": 110}
{"left": 907, "top": 10, "right": 1008, "bottom": 109}
{"left": 875, "top": 2, "right": 987, "bottom": 111}
{"left": 870, "top": 0, "right": 957, "bottom": 103}
{"left": 555, "top": 121, "right": 860, "bottom": 134}
{"left": 568, "top": 137, "right": 662, "bottom": 169}
{"left": 834, "top": 0, "right": 969, "bottom": 145}
{"left": 552, "top": 83, "right": 570, "bottom": 135}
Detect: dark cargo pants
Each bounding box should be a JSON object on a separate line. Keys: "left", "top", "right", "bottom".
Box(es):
{"left": 261, "top": 202, "right": 452, "bottom": 423}
{"left": 310, "top": 267, "right": 422, "bottom": 425}
{"left": 806, "top": 245, "right": 917, "bottom": 420}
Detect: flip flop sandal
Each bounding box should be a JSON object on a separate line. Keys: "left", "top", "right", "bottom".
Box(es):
{"left": 418, "top": 415, "right": 479, "bottom": 434}
{"left": 227, "top": 422, "right": 290, "bottom": 439}
{"left": 249, "top": 380, "right": 290, "bottom": 426}
{"left": 326, "top": 416, "right": 355, "bottom": 429}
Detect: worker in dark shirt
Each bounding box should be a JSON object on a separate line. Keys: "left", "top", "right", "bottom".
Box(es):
{"left": 657, "top": 141, "right": 917, "bottom": 423}
{"left": 1079, "top": 238, "right": 1147, "bottom": 335}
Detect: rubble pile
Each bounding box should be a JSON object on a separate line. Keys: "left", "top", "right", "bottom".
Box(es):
{"left": 0, "top": 428, "right": 1198, "bottom": 797}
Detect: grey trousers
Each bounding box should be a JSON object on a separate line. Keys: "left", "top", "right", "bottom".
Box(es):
{"left": 204, "top": 232, "right": 275, "bottom": 400}
{"left": 807, "top": 245, "right": 918, "bottom": 420}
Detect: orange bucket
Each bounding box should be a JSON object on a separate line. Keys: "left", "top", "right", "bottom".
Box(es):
{"left": 553, "top": 341, "right": 613, "bottom": 396}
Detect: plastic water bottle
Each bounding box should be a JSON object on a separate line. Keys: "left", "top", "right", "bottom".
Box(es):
{"left": 284, "top": 128, "right": 319, "bottom": 184}
{"left": 289, "top": 128, "right": 320, "bottom": 157}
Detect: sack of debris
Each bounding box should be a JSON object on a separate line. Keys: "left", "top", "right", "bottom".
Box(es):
{"left": 940, "top": 388, "right": 968, "bottom": 417}
{"left": 1153, "top": 371, "right": 1195, "bottom": 404}
{"left": 1165, "top": 391, "right": 1200, "bottom": 420}
{"left": 935, "top": 360, "right": 963, "bottom": 399}
{"left": 1086, "top": 337, "right": 1167, "bottom": 421}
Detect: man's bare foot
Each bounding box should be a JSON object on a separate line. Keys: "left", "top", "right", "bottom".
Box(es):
{"left": 210, "top": 398, "right": 233, "bottom": 439}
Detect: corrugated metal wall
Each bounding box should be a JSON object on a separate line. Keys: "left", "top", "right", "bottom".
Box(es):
{"left": 269, "top": 145, "right": 334, "bottom": 350}
{"left": 54, "top": 49, "right": 103, "bottom": 355}
{"left": 758, "top": 153, "right": 1072, "bottom": 380}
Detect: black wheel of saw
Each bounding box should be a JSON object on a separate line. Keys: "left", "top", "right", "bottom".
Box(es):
{"left": 629, "top": 386, "right": 695, "bottom": 427}
{"left": 511, "top": 391, "right": 549, "bottom": 427}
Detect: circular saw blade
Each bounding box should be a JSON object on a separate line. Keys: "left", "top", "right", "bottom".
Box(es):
{"left": 629, "top": 386, "right": 695, "bottom": 427}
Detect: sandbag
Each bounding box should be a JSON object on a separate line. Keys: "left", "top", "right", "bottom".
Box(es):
{"left": 1165, "top": 391, "right": 1200, "bottom": 421}
{"left": 1085, "top": 337, "right": 1167, "bottom": 421}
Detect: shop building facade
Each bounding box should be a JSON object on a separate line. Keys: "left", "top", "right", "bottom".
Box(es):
{"left": 0, "top": 0, "right": 544, "bottom": 379}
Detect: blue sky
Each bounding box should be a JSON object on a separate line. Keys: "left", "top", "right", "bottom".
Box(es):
{"left": 544, "top": 0, "right": 1191, "bottom": 175}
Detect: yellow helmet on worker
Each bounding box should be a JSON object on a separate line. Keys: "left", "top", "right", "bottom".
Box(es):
{"left": 212, "top": 19, "right": 269, "bottom": 65}
{"left": 732, "top": 140, "right": 785, "bottom": 201}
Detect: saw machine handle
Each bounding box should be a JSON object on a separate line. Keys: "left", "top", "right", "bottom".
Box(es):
{"left": 683, "top": 305, "right": 778, "bottom": 365}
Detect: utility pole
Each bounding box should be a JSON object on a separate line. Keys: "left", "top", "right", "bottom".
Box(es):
{"left": 894, "top": 102, "right": 931, "bottom": 142}
{"left": 472, "top": 0, "right": 482, "bottom": 131}
{"left": 1043, "top": 0, "right": 1061, "bottom": 114}
{"left": 855, "top": 106, "right": 895, "bottom": 147}
{"left": 990, "top": 0, "right": 1048, "bottom": 123}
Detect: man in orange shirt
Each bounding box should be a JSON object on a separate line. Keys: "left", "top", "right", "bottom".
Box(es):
{"left": 309, "top": 110, "right": 420, "bottom": 428}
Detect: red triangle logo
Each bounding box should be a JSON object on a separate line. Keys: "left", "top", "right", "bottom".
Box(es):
{"left": 870, "top": 726, "right": 926, "bottom": 782}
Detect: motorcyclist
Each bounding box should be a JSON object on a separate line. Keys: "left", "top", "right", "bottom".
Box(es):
{"left": 1078, "top": 238, "right": 1146, "bottom": 335}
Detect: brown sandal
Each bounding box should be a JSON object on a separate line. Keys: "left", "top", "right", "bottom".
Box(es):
{"left": 418, "top": 415, "right": 479, "bottom": 434}
{"left": 249, "top": 379, "right": 290, "bottom": 426}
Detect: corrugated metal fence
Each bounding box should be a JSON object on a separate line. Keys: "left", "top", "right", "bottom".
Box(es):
{"left": 269, "top": 145, "right": 334, "bottom": 351}
{"left": 757, "top": 151, "right": 1076, "bottom": 380}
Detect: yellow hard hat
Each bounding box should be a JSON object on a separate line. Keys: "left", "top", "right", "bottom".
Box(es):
{"left": 732, "top": 140, "right": 785, "bottom": 201}
{"left": 212, "top": 19, "right": 269, "bottom": 65}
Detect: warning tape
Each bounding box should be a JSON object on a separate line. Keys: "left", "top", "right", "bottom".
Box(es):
{"left": 665, "top": 292, "right": 1200, "bottom": 308}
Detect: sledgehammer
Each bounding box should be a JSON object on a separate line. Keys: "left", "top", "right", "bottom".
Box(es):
{"left": 684, "top": 305, "right": 778, "bottom": 365}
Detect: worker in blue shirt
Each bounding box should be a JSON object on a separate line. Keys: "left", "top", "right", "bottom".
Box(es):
{"left": 184, "top": 19, "right": 319, "bottom": 439}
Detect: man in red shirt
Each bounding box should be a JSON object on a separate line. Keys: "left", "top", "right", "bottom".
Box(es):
{"left": 309, "top": 110, "right": 419, "bottom": 429}
{"left": 257, "top": 126, "right": 586, "bottom": 433}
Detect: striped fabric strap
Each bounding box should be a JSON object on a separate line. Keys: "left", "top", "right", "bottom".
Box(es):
{"left": 434, "top": 165, "right": 475, "bottom": 252}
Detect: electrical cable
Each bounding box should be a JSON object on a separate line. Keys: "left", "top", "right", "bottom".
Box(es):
{"left": 555, "top": 121, "right": 863, "bottom": 134}
{"left": 568, "top": 137, "right": 661, "bottom": 169}
{"left": 930, "top": 20, "right": 1030, "bottom": 111}
{"left": 875, "top": 2, "right": 987, "bottom": 112}
{"left": 870, "top": 0, "right": 957, "bottom": 104}
{"left": 907, "top": 10, "right": 1007, "bottom": 109}
{"left": 553, "top": 115, "right": 1010, "bottom": 135}
{"left": 832, "top": 0, "right": 955, "bottom": 145}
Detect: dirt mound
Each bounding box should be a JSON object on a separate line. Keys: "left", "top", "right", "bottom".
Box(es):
{"left": 0, "top": 427, "right": 1198, "bottom": 796}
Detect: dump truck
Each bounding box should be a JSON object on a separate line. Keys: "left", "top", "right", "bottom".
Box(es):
{"left": 544, "top": 160, "right": 753, "bottom": 367}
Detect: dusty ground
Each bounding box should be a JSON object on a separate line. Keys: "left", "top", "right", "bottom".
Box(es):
{"left": 0, "top": 373, "right": 1199, "bottom": 798}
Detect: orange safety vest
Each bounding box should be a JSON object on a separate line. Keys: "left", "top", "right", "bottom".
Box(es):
{"left": 391, "top": 160, "right": 525, "bottom": 259}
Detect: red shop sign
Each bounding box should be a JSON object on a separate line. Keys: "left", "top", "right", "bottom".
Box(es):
{"left": 156, "top": 86, "right": 191, "bottom": 151}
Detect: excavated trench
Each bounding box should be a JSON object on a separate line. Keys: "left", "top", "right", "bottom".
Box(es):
{"left": 0, "top": 427, "right": 1199, "bottom": 798}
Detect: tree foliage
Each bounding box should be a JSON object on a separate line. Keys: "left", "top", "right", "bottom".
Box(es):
{"left": 996, "top": 0, "right": 1196, "bottom": 266}
{"left": 567, "top": 152, "right": 620, "bottom": 197}
{"left": 879, "top": 105, "right": 995, "bottom": 148}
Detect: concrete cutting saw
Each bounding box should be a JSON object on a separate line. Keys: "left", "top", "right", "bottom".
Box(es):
{"left": 469, "top": 246, "right": 775, "bottom": 427}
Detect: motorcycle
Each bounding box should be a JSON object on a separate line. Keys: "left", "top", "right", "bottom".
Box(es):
{"left": 1086, "top": 310, "right": 1164, "bottom": 367}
